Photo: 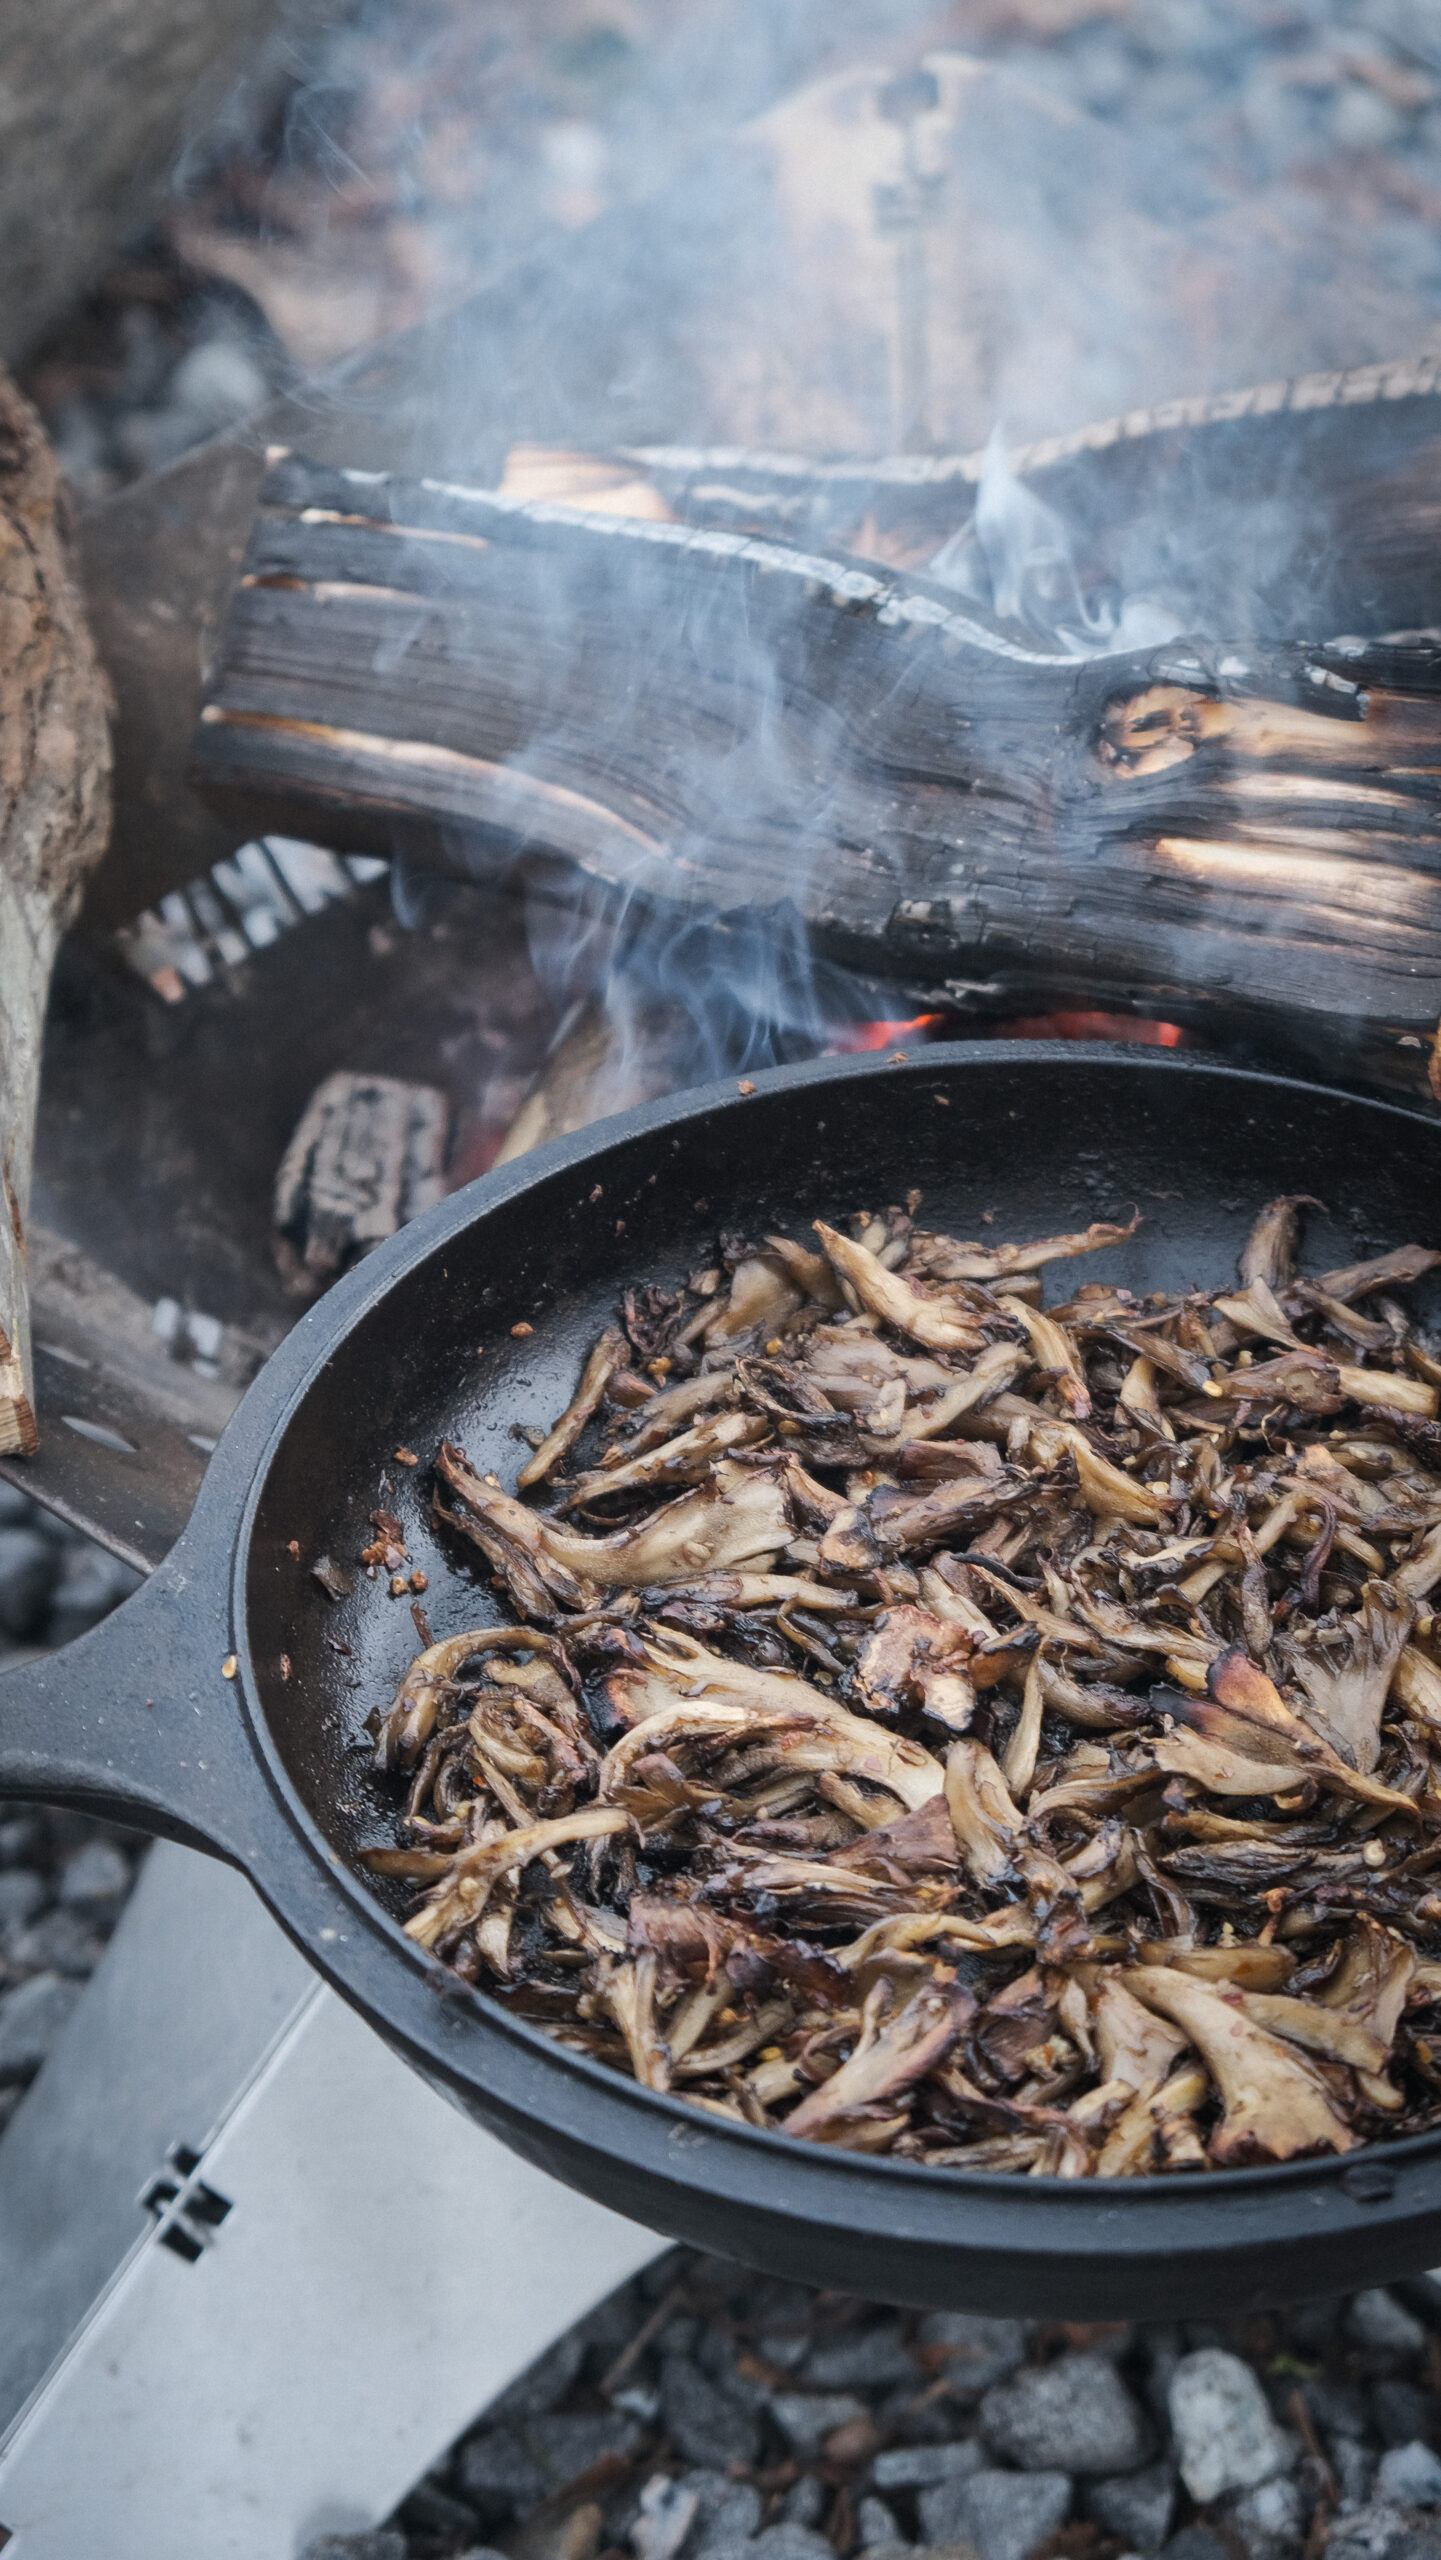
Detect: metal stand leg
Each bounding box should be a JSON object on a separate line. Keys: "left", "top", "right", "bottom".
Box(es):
{"left": 0, "top": 1846, "right": 660, "bottom": 2558}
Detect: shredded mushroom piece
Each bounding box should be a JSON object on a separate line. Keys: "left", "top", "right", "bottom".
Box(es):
{"left": 359, "top": 1187, "right": 1441, "bottom": 2175}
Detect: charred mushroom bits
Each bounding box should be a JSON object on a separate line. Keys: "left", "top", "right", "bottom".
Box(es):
{"left": 361, "top": 1195, "right": 1441, "bottom": 2175}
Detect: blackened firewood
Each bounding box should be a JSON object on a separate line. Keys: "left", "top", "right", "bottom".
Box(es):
{"left": 193, "top": 450, "right": 1441, "bottom": 1092}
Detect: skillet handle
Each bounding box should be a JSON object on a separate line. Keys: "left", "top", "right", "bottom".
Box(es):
{"left": 0, "top": 1517, "right": 262, "bottom": 1865}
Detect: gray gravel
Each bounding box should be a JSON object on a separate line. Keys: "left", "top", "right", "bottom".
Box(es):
{"left": 376, "top": 2254, "right": 1441, "bottom": 2560}
{"left": 660, "top": 2355, "right": 761, "bottom": 2471}
{"left": 937, "top": 2466, "right": 1071, "bottom": 2560}
{"left": 1088, "top": 2455, "right": 1178, "bottom": 2552}
{"left": 980, "top": 2348, "right": 1151, "bottom": 2475}
{"left": 1169, "top": 2349, "right": 1294, "bottom": 2502}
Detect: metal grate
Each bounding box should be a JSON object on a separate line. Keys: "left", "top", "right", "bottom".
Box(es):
{"left": 113, "top": 838, "right": 389, "bottom": 1002}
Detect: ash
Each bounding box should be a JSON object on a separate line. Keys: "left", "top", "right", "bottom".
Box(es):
{"left": 334, "top": 2263, "right": 1441, "bottom": 2560}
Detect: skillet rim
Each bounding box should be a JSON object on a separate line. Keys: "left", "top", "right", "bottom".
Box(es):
{"left": 225, "top": 1040, "right": 1441, "bottom": 2232}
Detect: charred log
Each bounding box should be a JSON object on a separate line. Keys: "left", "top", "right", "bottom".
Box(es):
{"left": 192, "top": 451, "right": 1441, "bottom": 1089}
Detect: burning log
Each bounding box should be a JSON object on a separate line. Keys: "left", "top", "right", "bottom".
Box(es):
{"left": 193, "top": 451, "right": 1441, "bottom": 1089}
{"left": 0, "top": 371, "right": 111, "bottom": 1453}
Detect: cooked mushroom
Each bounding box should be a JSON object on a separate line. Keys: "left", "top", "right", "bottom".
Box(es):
{"left": 362, "top": 1187, "right": 1441, "bottom": 2174}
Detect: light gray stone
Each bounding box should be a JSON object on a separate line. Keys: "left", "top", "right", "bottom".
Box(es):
{"left": 743, "top": 2530, "right": 835, "bottom": 2560}
{"left": 783, "top": 2479, "right": 825, "bottom": 2528}
{"left": 1086, "top": 2460, "right": 1176, "bottom": 2554}
{"left": 1168, "top": 2350, "right": 1291, "bottom": 2504}
{"left": 680, "top": 2471, "right": 763, "bottom": 2560}
{"left": 0, "top": 1971, "right": 80, "bottom": 2080}
{"left": 876, "top": 2446, "right": 984, "bottom": 2492}
{"left": 804, "top": 2328, "right": 917, "bottom": 2391}
{"left": 1325, "top": 2504, "right": 1416, "bottom": 2560}
{"left": 771, "top": 2392, "right": 868, "bottom": 2457}
{"left": 1220, "top": 2473, "right": 1304, "bottom": 2560}
{"left": 857, "top": 2496, "right": 905, "bottom": 2550}
{"left": 1379, "top": 2445, "right": 1441, "bottom": 2510}
{"left": 981, "top": 2352, "right": 1150, "bottom": 2477}
{"left": 917, "top": 2318, "right": 1027, "bottom": 2398}
{"left": 930, "top": 2468, "right": 1070, "bottom": 2560}
{"left": 1349, "top": 2295, "right": 1429, "bottom": 2360}
{"left": 0, "top": 1868, "right": 43, "bottom": 1929}
{"left": 634, "top": 2473, "right": 703, "bottom": 2560}
{"left": 660, "top": 2358, "right": 761, "bottom": 2471}
{"left": 57, "top": 1839, "right": 131, "bottom": 1911}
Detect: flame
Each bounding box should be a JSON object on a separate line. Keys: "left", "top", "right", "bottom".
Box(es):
{"left": 830, "top": 1012, "right": 948, "bottom": 1054}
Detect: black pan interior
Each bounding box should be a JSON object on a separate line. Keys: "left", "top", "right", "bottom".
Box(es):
{"left": 242, "top": 1047, "right": 1441, "bottom": 1901}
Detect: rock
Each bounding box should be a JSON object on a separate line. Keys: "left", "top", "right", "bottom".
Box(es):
{"left": 1086, "top": 2460, "right": 1176, "bottom": 2554}
{"left": 0, "top": 1814, "right": 40, "bottom": 1866}
{"left": 804, "top": 2327, "right": 918, "bottom": 2391}
{"left": 880, "top": 2386, "right": 974, "bottom": 2447}
{"left": 1168, "top": 2351, "right": 1292, "bottom": 2503}
{"left": 783, "top": 2478, "right": 825, "bottom": 2528}
{"left": 917, "top": 2317, "right": 1027, "bottom": 2399}
{"left": 876, "top": 2446, "right": 984, "bottom": 2492}
{"left": 614, "top": 2385, "right": 660, "bottom": 2426}
{"left": 1329, "top": 79, "right": 1405, "bottom": 152}
{"left": 857, "top": 2496, "right": 905, "bottom": 2550}
{"left": 677, "top": 2469, "right": 762, "bottom": 2558}
{"left": 0, "top": 1527, "right": 58, "bottom": 1638}
{"left": 1351, "top": 2296, "right": 1429, "bottom": 2360}
{"left": 301, "top": 2537, "right": 407, "bottom": 2560}
{"left": 459, "top": 2412, "right": 640, "bottom": 2511}
{"left": 0, "top": 1869, "right": 43, "bottom": 1929}
{"left": 737, "top": 2531, "right": 834, "bottom": 2560}
{"left": 0, "top": 1971, "right": 80, "bottom": 2079}
{"left": 58, "top": 1839, "right": 130, "bottom": 1911}
{"left": 1372, "top": 2383, "right": 1437, "bottom": 2450}
{"left": 930, "top": 2468, "right": 1070, "bottom": 2560}
{"left": 1379, "top": 2445, "right": 1441, "bottom": 2509}
{"left": 660, "top": 2357, "right": 761, "bottom": 2470}
{"left": 1304, "top": 2379, "right": 1368, "bottom": 2442}
{"left": 1162, "top": 2532, "right": 1232, "bottom": 2560}
{"left": 1326, "top": 2504, "right": 1425, "bottom": 2560}
{"left": 634, "top": 2473, "right": 702, "bottom": 2560}
{"left": 486, "top": 2331, "right": 587, "bottom": 2423}
{"left": 980, "top": 2351, "right": 1150, "bottom": 2476}
{"left": 771, "top": 2393, "right": 868, "bottom": 2457}
{"left": 2, "top": 1907, "right": 106, "bottom": 1976}
{"left": 1220, "top": 2473, "right": 1305, "bottom": 2560}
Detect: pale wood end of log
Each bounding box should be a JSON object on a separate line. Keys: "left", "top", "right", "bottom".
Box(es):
{"left": 0, "top": 369, "right": 112, "bottom": 1454}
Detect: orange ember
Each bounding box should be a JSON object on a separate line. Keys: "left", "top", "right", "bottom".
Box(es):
{"left": 991, "top": 1010, "right": 1189, "bottom": 1048}
{"left": 830, "top": 1012, "right": 948, "bottom": 1054}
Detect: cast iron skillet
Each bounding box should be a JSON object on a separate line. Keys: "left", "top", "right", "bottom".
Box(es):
{"left": 4, "top": 1043, "right": 1441, "bottom": 2318}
